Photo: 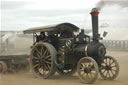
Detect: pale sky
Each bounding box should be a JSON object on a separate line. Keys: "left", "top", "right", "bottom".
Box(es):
{"left": 1, "top": 0, "right": 128, "bottom": 31}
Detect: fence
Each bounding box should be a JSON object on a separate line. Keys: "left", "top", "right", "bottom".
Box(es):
{"left": 101, "top": 40, "right": 128, "bottom": 50}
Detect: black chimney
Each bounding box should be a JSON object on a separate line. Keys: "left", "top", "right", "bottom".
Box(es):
{"left": 90, "top": 8, "right": 99, "bottom": 41}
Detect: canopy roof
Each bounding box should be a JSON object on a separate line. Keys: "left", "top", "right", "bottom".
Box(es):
{"left": 23, "top": 23, "right": 80, "bottom": 34}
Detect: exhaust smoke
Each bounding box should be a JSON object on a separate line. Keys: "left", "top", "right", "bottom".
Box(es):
{"left": 96, "top": 0, "right": 128, "bottom": 10}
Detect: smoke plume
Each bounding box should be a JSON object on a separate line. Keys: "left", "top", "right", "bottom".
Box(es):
{"left": 96, "top": 0, "right": 128, "bottom": 10}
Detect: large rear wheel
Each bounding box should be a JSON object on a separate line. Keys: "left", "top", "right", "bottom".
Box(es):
{"left": 77, "top": 57, "right": 99, "bottom": 84}
{"left": 99, "top": 56, "right": 119, "bottom": 80}
{"left": 30, "top": 42, "right": 56, "bottom": 79}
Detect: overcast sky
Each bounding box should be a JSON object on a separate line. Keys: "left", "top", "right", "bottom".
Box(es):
{"left": 1, "top": 0, "right": 128, "bottom": 31}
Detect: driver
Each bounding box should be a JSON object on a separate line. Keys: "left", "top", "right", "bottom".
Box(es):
{"left": 36, "top": 32, "right": 47, "bottom": 42}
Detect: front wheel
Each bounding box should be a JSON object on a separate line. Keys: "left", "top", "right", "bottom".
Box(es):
{"left": 99, "top": 56, "right": 119, "bottom": 80}
{"left": 77, "top": 57, "right": 99, "bottom": 84}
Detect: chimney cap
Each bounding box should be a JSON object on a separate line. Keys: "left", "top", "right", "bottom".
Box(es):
{"left": 91, "top": 8, "right": 99, "bottom": 12}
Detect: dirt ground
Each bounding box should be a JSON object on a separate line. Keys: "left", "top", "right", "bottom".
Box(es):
{"left": 0, "top": 51, "right": 128, "bottom": 85}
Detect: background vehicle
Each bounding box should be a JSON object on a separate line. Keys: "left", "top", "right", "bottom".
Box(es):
{"left": 0, "top": 54, "right": 29, "bottom": 73}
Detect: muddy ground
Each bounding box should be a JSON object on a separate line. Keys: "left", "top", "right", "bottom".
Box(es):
{"left": 0, "top": 51, "right": 128, "bottom": 85}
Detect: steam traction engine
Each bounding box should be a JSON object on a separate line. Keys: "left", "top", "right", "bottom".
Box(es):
{"left": 23, "top": 8, "right": 119, "bottom": 84}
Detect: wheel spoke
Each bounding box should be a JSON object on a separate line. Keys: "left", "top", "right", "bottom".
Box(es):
{"left": 43, "top": 49, "right": 48, "bottom": 56}
{"left": 35, "top": 52, "right": 41, "bottom": 58}
{"left": 45, "top": 55, "right": 51, "bottom": 59}
{"left": 91, "top": 71, "right": 96, "bottom": 76}
{"left": 32, "top": 56, "right": 40, "bottom": 59}
{"left": 35, "top": 48, "right": 41, "bottom": 56}
{"left": 44, "top": 64, "right": 49, "bottom": 71}
{"left": 46, "top": 50, "right": 50, "bottom": 55}
{"left": 107, "top": 58, "right": 110, "bottom": 65}
{"left": 47, "top": 57, "right": 51, "bottom": 61}
{"left": 45, "top": 61, "right": 51, "bottom": 64}
{"left": 105, "top": 58, "right": 107, "bottom": 65}
{"left": 47, "top": 64, "right": 51, "bottom": 70}
{"left": 109, "top": 59, "right": 111, "bottom": 65}
{"left": 110, "top": 70, "right": 114, "bottom": 76}
{"left": 38, "top": 65, "right": 41, "bottom": 69}
{"left": 87, "top": 73, "right": 91, "bottom": 80}
{"left": 104, "top": 59, "right": 107, "bottom": 65}
{"left": 105, "top": 71, "right": 108, "bottom": 77}
{"left": 111, "top": 68, "right": 117, "bottom": 72}
{"left": 111, "top": 65, "right": 116, "bottom": 68}
{"left": 33, "top": 63, "right": 39, "bottom": 68}
{"left": 40, "top": 47, "right": 43, "bottom": 56}
{"left": 82, "top": 63, "right": 87, "bottom": 68}
{"left": 108, "top": 71, "right": 111, "bottom": 78}
{"left": 102, "top": 69, "right": 106, "bottom": 74}
{"left": 82, "top": 73, "right": 87, "bottom": 79}
{"left": 101, "top": 65, "right": 106, "bottom": 70}
{"left": 81, "top": 63, "right": 84, "bottom": 68}
{"left": 34, "top": 60, "right": 40, "bottom": 63}
{"left": 111, "top": 69, "right": 117, "bottom": 72}
{"left": 109, "top": 61, "right": 114, "bottom": 66}
{"left": 89, "top": 72, "right": 94, "bottom": 78}
{"left": 106, "top": 71, "right": 109, "bottom": 77}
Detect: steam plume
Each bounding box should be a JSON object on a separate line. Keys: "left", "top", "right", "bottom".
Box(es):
{"left": 96, "top": 0, "right": 128, "bottom": 10}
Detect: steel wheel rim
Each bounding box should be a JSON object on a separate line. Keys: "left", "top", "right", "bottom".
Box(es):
{"left": 77, "top": 57, "right": 98, "bottom": 84}
{"left": 31, "top": 44, "right": 52, "bottom": 78}
{"left": 100, "top": 56, "right": 119, "bottom": 80}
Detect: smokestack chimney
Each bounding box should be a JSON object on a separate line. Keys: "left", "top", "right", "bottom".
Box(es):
{"left": 90, "top": 8, "right": 99, "bottom": 41}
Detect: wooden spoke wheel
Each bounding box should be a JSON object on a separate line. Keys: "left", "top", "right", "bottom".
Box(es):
{"left": 0, "top": 61, "right": 7, "bottom": 73}
{"left": 56, "top": 65, "right": 76, "bottom": 76}
{"left": 77, "top": 57, "right": 99, "bottom": 84}
{"left": 99, "top": 56, "right": 119, "bottom": 80}
{"left": 30, "top": 42, "right": 56, "bottom": 79}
